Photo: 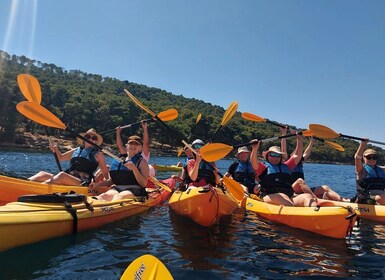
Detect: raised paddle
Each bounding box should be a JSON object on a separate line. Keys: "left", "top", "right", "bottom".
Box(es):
{"left": 200, "top": 133, "right": 304, "bottom": 162}
{"left": 177, "top": 113, "right": 203, "bottom": 156}
{"left": 48, "top": 137, "right": 63, "bottom": 171}
{"left": 309, "top": 124, "right": 385, "bottom": 146}
{"left": 242, "top": 112, "right": 344, "bottom": 151}
{"left": 120, "top": 254, "right": 173, "bottom": 280}
{"left": 124, "top": 91, "right": 246, "bottom": 200}
{"left": 16, "top": 101, "right": 172, "bottom": 192}
{"left": 210, "top": 101, "right": 238, "bottom": 142}
{"left": 99, "top": 109, "right": 178, "bottom": 135}
{"left": 17, "top": 74, "right": 42, "bottom": 104}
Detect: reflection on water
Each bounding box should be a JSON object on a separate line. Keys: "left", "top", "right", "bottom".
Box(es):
{"left": 2, "top": 150, "right": 385, "bottom": 279}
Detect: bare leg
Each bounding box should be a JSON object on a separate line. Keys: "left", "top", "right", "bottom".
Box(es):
{"left": 112, "top": 190, "right": 135, "bottom": 201}
{"left": 292, "top": 178, "right": 318, "bottom": 199}
{"left": 28, "top": 171, "right": 54, "bottom": 182}
{"left": 44, "top": 172, "right": 81, "bottom": 186}
{"left": 263, "top": 193, "right": 293, "bottom": 206}
{"left": 293, "top": 193, "right": 318, "bottom": 207}
{"left": 314, "top": 185, "right": 342, "bottom": 201}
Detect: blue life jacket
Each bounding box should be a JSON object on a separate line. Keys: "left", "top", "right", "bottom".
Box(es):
{"left": 357, "top": 164, "right": 385, "bottom": 192}
{"left": 260, "top": 162, "right": 293, "bottom": 197}
{"left": 109, "top": 152, "right": 143, "bottom": 185}
{"left": 291, "top": 161, "right": 304, "bottom": 183}
{"left": 67, "top": 147, "right": 98, "bottom": 177}
{"left": 228, "top": 160, "right": 256, "bottom": 191}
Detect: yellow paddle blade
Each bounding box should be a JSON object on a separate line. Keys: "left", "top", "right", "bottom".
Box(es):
{"left": 308, "top": 124, "right": 340, "bottom": 139}
{"left": 157, "top": 109, "right": 178, "bottom": 121}
{"left": 149, "top": 177, "right": 172, "bottom": 192}
{"left": 16, "top": 101, "right": 66, "bottom": 130}
{"left": 222, "top": 176, "right": 244, "bottom": 202}
{"left": 124, "top": 89, "right": 156, "bottom": 117}
{"left": 200, "top": 143, "right": 233, "bottom": 162}
{"left": 241, "top": 112, "right": 266, "bottom": 123}
{"left": 221, "top": 101, "right": 238, "bottom": 126}
{"left": 17, "top": 74, "right": 42, "bottom": 104}
{"left": 177, "top": 148, "right": 184, "bottom": 157}
{"left": 120, "top": 254, "right": 173, "bottom": 280}
{"left": 325, "top": 140, "right": 345, "bottom": 152}
{"left": 196, "top": 113, "right": 202, "bottom": 124}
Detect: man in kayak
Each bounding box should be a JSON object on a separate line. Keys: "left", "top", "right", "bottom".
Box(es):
{"left": 28, "top": 128, "right": 110, "bottom": 186}
{"left": 224, "top": 146, "right": 258, "bottom": 195}
{"left": 90, "top": 135, "right": 149, "bottom": 201}
{"left": 250, "top": 133, "right": 319, "bottom": 207}
{"left": 354, "top": 140, "right": 385, "bottom": 204}
{"left": 186, "top": 139, "right": 220, "bottom": 188}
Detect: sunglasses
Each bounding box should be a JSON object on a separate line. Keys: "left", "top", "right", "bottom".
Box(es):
{"left": 192, "top": 144, "right": 203, "bottom": 149}
{"left": 84, "top": 134, "right": 98, "bottom": 141}
{"left": 365, "top": 155, "right": 378, "bottom": 160}
{"left": 269, "top": 153, "right": 282, "bottom": 158}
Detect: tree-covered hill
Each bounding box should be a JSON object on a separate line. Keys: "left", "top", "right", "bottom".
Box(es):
{"left": 0, "top": 50, "right": 382, "bottom": 164}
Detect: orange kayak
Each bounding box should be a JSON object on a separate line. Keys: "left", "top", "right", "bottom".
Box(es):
{"left": 169, "top": 185, "right": 238, "bottom": 227}
{"left": 329, "top": 200, "right": 385, "bottom": 223}
{"left": 243, "top": 196, "right": 357, "bottom": 239}
{"left": 0, "top": 178, "right": 176, "bottom": 253}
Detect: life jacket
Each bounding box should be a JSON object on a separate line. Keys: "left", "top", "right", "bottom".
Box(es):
{"left": 109, "top": 152, "right": 143, "bottom": 186}
{"left": 67, "top": 147, "right": 98, "bottom": 178}
{"left": 259, "top": 162, "right": 293, "bottom": 197}
{"left": 187, "top": 159, "right": 216, "bottom": 186}
{"left": 357, "top": 164, "right": 385, "bottom": 192}
{"left": 291, "top": 162, "right": 304, "bottom": 183}
{"left": 228, "top": 160, "right": 256, "bottom": 190}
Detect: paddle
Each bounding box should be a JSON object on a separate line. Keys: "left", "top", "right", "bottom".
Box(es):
{"left": 210, "top": 101, "right": 238, "bottom": 142}
{"left": 17, "top": 74, "right": 65, "bottom": 171}
{"left": 200, "top": 133, "right": 302, "bottom": 162}
{"left": 309, "top": 124, "right": 385, "bottom": 146}
{"left": 99, "top": 109, "right": 178, "bottom": 135}
{"left": 242, "top": 112, "right": 344, "bottom": 151}
{"left": 177, "top": 113, "right": 203, "bottom": 156}
{"left": 16, "top": 101, "right": 172, "bottom": 192}
{"left": 125, "top": 90, "right": 245, "bottom": 200}
{"left": 17, "top": 74, "right": 42, "bottom": 104}
{"left": 120, "top": 254, "right": 173, "bottom": 280}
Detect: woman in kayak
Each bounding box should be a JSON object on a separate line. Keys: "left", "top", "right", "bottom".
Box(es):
{"left": 354, "top": 140, "right": 385, "bottom": 204}
{"left": 91, "top": 135, "right": 149, "bottom": 201}
{"left": 282, "top": 129, "right": 346, "bottom": 201}
{"left": 250, "top": 133, "right": 319, "bottom": 207}
{"left": 186, "top": 139, "right": 220, "bottom": 188}
{"left": 224, "top": 146, "right": 258, "bottom": 195}
{"left": 28, "top": 128, "right": 109, "bottom": 186}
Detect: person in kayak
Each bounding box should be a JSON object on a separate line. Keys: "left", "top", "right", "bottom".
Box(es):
{"left": 28, "top": 128, "right": 109, "bottom": 186}
{"left": 224, "top": 146, "right": 258, "bottom": 194}
{"left": 186, "top": 139, "right": 220, "bottom": 188}
{"left": 250, "top": 133, "right": 319, "bottom": 207}
{"left": 282, "top": 129, "right": 345, "bottom": 201}
{"left": 90, "top": 135, "right": 149, "bottom": 201}
{"left": 354, "top": 140, "right": 385, "bottom": 204}
{"left": 172, "top": 144, "right": 194, "bottom": 187}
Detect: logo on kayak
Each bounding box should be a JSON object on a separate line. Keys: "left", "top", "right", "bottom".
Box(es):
{"left": 355, "top": 206, "right": 371, "bottom": 213}
{"left": 134, "top": 262, "right": 146, "bottom": 280}
{"left": 101, "top": 206, "right": 113, "bottom": 212}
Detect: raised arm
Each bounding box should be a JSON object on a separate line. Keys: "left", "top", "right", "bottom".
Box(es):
{"left": 302, "top": 137, "right": 315, "bottom": 161}
{"left": 355, "top": 139, "right": 368, "bottom": 174}
{"left": 250, "top": 140, "right": 261, "bottom": 171}
{"left": 291, "top": 133, "right": 304, "bottom": 166}
{"left": 141, "top": 121, "right": 150, "bottom": 159}
{"left": 116, "top": 127, "right": 126, "bottom": 155}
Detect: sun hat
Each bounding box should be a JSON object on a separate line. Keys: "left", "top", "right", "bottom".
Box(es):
{"left": 127, "top": 135, "right": 143, "bottom": 145}
{"left": 262, "top": 146, "right": 284, "bottom": 159}
{"left": 363, "top": 149, "right": 377, "bottom": 157}
{"left": 236, "top": 146, "right": 251, "bottom": 155}
{"left": 78, "top": 128, "right": 103, "bottom": 146}
{"left": 192, "top": 139, "right": 204, "bottom": 148}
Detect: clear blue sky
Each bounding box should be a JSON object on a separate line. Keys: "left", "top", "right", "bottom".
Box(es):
{"left": 1, "top": 0, "right": 385, "bottom": 146}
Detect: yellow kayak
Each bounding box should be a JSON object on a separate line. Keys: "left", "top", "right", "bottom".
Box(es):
{"left": 151, "top": 164, "right": 182, "bottom": 172}
{"left": 0, "top": 175, "right": 110, "bottom": 205}
{"left": 330, "top": 200, "right": 385, "bottom": 223}
{"left": 169, "top": 185, "right": 238, "bottom": 227}
{"left": 0, "top": 179, "right": 175, "bottom": 252}
{"left": 243, "top": 196, "right": 357, "bottom": 239}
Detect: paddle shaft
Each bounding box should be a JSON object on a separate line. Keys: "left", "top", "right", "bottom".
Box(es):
{"left": 100, "top": 118, "right": 155, "bottom": 135}
{"left": 48, "top": 137, "right": 62, "bottom": 171}
{"left": 339, "top": 133, "right": 385, "bottom": 146}
{"left": 232, "top": 133, "right": 297, "bottom": 149}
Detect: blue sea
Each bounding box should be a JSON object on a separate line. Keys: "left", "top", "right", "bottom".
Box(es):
{"left": 0, "top": 149, "right": 385, "bottom": 279}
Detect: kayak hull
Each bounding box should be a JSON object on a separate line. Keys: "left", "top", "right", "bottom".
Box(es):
{"left": 244, "top": 196, "right": 357, "bottom": 239}
{"left": 169, "top": 186, "right": 238, "bottom": 227}
{"left": 0, "top": 178, "right": 175, "bottom": 252}
{"left": 0, "top": 175, "right": 110, "bottom": 205}
{"left": 332, "top": 201, "right": 385, "bottom": 223}
{"left": 151, "top": 164, "right": 182, "bottom": 172}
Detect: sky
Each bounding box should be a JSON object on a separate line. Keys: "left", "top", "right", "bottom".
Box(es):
{"left": 1, "top": 0, "right": 385, "bottom": 146}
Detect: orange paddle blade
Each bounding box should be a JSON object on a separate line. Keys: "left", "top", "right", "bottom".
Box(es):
{"left": 221, "top": 101, "right": 238, "bottom": 126}
{"left": 324, "top": 140, "right": 345, "bottom": 152}
{"left": 222, "top": 176, "right": 245, "bottom": 202}
{"left": 17, "top": 74, "right": 42, "bottom": 104}
{"left": 301, "top": 129, "right": 314, "bottom": 137}
{"left": 196, "top": 113, "right": 202, "bottom": 124}
{"left": 200, "top": 143, "right": 233, "bottom": 162}
{"left": 158, "top": 109, "right": 178, "bottom": 121}
{"left": 241, "top": 112, "right": 266, "bottom": 123}
{"left": 124, "top": 89, "right": 156, "bottom": 117}
{"left": 308, "top": 124, "right": 340, "bottom": 139}
{"left": 16, "top": 101, "right": 66, "bottom": 130}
